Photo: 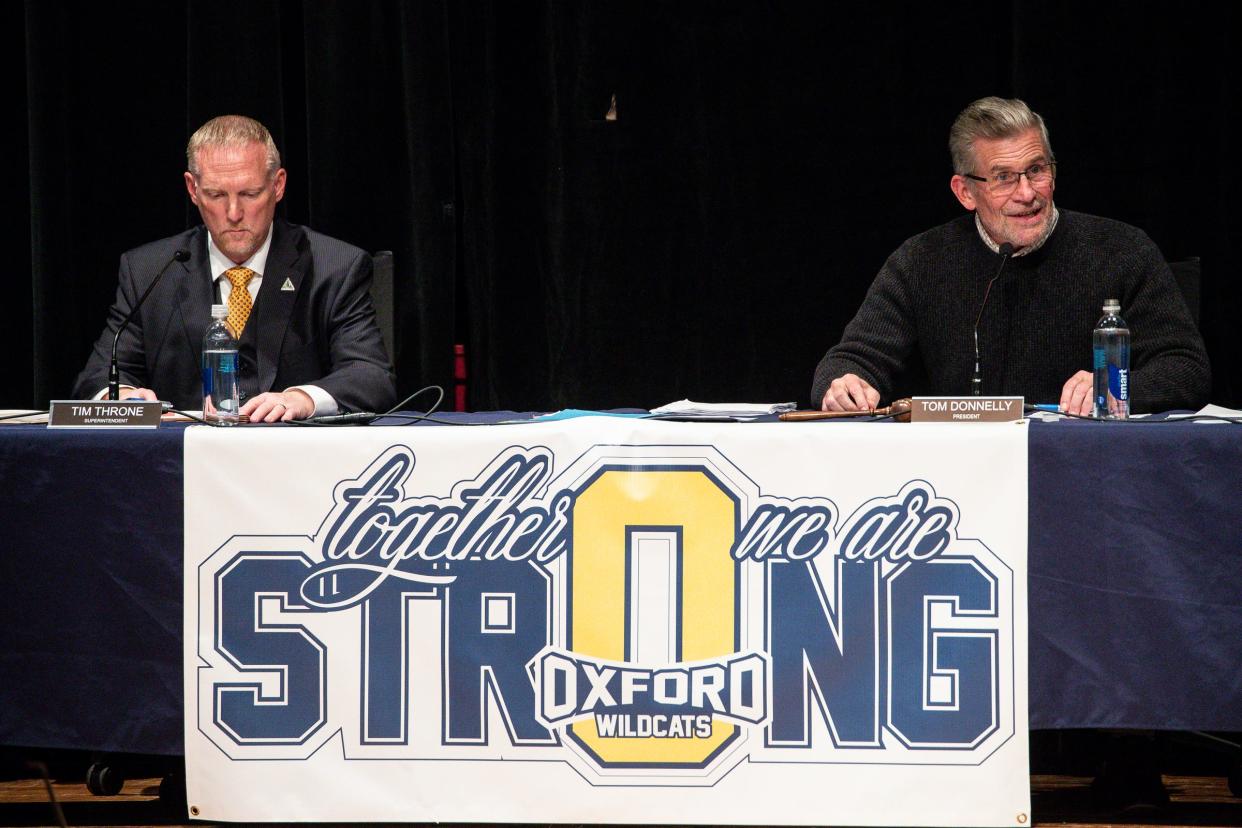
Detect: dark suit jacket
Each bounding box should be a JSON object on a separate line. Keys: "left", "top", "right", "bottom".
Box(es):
{"left": 73, "top": 220, "right": 397, "bottom": 413}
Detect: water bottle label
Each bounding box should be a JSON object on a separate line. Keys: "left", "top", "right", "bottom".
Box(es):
{"left": 219, "top": 353, "right": 237, "bottom": 373}
{"left": 1109, "top": 365, "right": 1128, "bottom": 402}
{"left": 202, "top": 367, "right": 212, "bottom": 395}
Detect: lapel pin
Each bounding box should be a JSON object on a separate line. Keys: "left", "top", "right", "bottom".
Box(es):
{"left": 281, "top": 277, "right": 295, "bottom": 292}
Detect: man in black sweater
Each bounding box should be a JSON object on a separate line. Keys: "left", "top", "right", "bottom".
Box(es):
{"left": 813, "top": 97, "right": 1209, "bottom": 415}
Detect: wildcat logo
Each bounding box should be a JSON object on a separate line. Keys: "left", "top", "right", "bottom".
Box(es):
{"left": 530, "top": 647, "right": 769, "bottom": 760}
{"left": 196, "top": 443, "right": 1015, "bottom": 787}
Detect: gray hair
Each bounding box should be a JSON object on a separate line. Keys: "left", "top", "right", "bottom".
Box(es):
{"left": 186, "top": 115, "right": 281, "bottom": 178}
{"left": 949, "top": 97, "right": 1053, "bottom": 175}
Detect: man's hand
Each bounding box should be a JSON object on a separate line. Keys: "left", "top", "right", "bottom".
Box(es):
{"left": 1059, "top": 370, "right": 1094, "bottom": 416}
{"left": 821, "top": 374, "right": 881, "bottom": 412}
{"left": 241, "top": 389, "right": 315, "bottom": 422}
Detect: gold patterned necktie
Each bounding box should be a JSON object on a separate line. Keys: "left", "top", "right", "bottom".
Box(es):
{"left": 223, "top": 266, "right": 256, "bottom": 338}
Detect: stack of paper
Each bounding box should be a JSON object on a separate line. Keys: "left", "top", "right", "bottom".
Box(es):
{"left": 1168, "top": 403, "right": 1242, "bottom": 423}
{"left": 0, "top": 410, "right": 50, "bottom": 424}
{"left": 648, "top": 399, "right": 796, "bottom": 420}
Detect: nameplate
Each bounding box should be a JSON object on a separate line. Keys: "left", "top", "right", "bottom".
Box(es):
{"left": 910, "top": 396, "right": 1024, "bottom": 423}
{"left": 48, "top": 400, "right": 163, "bottom": 429}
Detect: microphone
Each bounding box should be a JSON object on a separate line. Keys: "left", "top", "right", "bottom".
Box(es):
{"left": 307, "top": 412, "right": 379, "bottom": 425}
{"left": 971, "top": 242, "right": 1014, "bottom": 396}
{"left": 108, "top": 249, "right": 190, "bottom": 401}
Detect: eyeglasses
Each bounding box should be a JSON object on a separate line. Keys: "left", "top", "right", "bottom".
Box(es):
{"left": 963, "top": 161, "right": 1056, "bottom": 196}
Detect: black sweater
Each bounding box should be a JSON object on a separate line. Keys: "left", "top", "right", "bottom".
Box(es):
{"left": 811, "top": 210, "right": 1210, "bottom": 412}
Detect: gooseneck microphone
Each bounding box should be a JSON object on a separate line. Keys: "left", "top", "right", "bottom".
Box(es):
{"left": 971, "top": 242, "right": 1015, "bottom": 396}
{"left": 108, "top": 249, "right": 191, "bottom": 401}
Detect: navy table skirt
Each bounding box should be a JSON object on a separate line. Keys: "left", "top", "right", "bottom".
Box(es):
{"left": 2, "top": 415, "right": 1239, "bottom": 755}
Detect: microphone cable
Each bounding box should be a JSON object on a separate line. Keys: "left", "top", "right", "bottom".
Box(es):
{"left": 290, "top": 384, "right": 447, "bottom": 426}
{"left": 972, "top": 242, "right": 1015, "bottom": 396}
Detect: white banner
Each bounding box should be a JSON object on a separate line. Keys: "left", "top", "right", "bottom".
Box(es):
{"left": 184, "top": 418, "right": 1029, "bottom": 825}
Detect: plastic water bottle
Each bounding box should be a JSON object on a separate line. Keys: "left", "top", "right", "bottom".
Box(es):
{"left": 202, "top": 305, "right": 240, "bottom": 425}
{"left": 1092, "top": 299, "right": 1130, "bottom": 419}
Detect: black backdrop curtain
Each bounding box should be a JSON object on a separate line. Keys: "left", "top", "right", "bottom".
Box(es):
{"left": 6, "top": 1, "right": 1239, "bottom": 411}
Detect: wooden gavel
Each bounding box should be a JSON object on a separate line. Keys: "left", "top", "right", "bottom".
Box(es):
{"left": 779, "top": 398, "right": 912, "bottom": 423}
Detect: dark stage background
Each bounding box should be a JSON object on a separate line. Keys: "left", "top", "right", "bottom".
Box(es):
{"left": 5, "top": 1, "right": 1239, "bottom": 412}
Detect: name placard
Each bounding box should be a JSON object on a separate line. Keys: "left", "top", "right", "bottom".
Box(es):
{"left": 48, "top": 400, "right": 163, "bottom": 429}
{"left": 910, "top": 396, "right": 1024, "bottom": 423}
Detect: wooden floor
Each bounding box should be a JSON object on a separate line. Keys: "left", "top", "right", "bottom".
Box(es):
{"left": 0, "top": 771, "right": 1237, "bottom": 827}
{"left": 1033, "top": 773, "right": 1242, "bottom": 826}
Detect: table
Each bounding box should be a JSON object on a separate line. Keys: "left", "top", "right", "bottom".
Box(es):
{"left": 1, "top": 415, "right": 1239, "bottom": 755}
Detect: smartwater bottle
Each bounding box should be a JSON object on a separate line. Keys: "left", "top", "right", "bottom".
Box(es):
{"left": 202, "top": 305, "right": 241, "bottom": 425}
{"left": 1092, "top": 299, "right": 1130, "bottom": 419}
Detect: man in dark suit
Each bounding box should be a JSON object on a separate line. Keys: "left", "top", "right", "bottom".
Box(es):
{"left": 73, "top": 115, "right": 396, "bottom": 422}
